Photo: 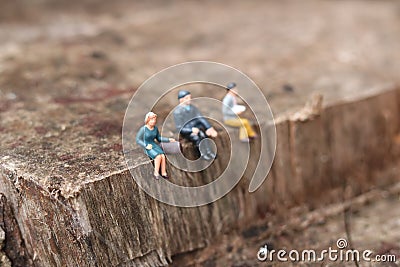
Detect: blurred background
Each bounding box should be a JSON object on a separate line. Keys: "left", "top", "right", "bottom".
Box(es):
{"left": 2, "top": 0, "right": 400, "bottom": 114}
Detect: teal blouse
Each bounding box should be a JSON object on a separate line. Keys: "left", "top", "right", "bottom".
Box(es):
{"left": 136, "top": 126, "right": 169, "bottom": 159}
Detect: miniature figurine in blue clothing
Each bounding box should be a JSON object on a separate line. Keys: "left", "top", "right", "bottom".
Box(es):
{"left": 173, "top": 90, "right": 218, "bottom": 161}
{"left": 136, "top": 112, "right": 176, "bottom": 179}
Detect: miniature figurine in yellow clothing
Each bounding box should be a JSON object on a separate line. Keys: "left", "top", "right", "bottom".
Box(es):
{"left": 222, "top": 82, "right": 257, "bottom": 142}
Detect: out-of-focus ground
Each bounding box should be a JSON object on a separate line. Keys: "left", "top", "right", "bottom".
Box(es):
{"left": 1, "top": 0, "right": 400, "bottom": 266}
{"left": 1, "top": 0, "right": 400, "bottom": 112}
{"left": 172, "top": 185, "right": 400, "bottom": 266}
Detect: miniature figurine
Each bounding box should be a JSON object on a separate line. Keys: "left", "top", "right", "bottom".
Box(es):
{"left": 222, "top": 82, "right": 257, "bottom": 142}
{"left": 173, "top": 90, "right": 218, "bottom": 161}
{"left": 136, "top": 112, "right": 176, "bottom": 179}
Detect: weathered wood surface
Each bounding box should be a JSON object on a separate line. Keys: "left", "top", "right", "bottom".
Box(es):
{"left": 1, "top": 87, "right": 399, "bottom": 266}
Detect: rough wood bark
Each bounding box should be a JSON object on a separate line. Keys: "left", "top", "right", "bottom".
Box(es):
{"left": 0, "top": 87, "right": 399, "bottom": 266}
{"left": 0, "top": 194, "right": 32, "bottom": 267}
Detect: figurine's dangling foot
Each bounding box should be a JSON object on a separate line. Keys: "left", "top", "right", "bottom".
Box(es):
{"left": 153, "top": 173, "right": 161, "bottom": 180}
{"left": 201, "top": 153, "right": 213, "bottom": 161}
{"left": 161, "top": 173, "right": 169, "bottom": 179}
{"left": 249, "top": 134, "right": 258, "bottom": 139}
{"left": 206, "top": 150, "right": 217, "bottom": 160}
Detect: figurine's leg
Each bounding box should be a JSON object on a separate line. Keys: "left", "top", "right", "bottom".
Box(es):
{"left": 199, "top": 130, "right": 216, "bottom": 157}
{"left": 154, "top": 154, "right": 162, "bottom": 175}
{"left": 225, "top": 118, "right": 247, "bottom": 140}
{"left": 193, "top": 133, "right": 208, "bottom": 157}
{"left": 160, "top": 154, "right": 167, "bottom": 176}
{"left": 241, "top": 118, "right": 257, "bottom": 138}
{"left": 186, "top": 134, "right": 201, "bottom": 154}
{"left": 190, "top": 134, "right": 201, "bottom": 147}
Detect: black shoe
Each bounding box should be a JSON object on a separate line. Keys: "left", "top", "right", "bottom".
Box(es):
{"left": 207, "top": 152, "right": 217, "bottom": 159}
{"left": 201, "top": 154, "right": 213, "bottom": 161}
{"left": 161, "top": 174, "right": 169, "bottom": 179}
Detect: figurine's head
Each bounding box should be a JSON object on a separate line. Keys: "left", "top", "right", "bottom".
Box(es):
{"left": 226, "top": 82, "right": 238, "bottom": 95}
{"left": 178, "top": 90, "right": 191, "bottom": 106}
{"left": 144, "top": 112, "right": 157, "bottom": 126}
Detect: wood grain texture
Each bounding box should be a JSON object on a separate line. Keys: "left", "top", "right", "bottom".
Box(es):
{"left": 1, "top": 87, "right": 399, "bottom": 266}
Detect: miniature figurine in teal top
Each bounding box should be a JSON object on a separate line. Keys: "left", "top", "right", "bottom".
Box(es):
{"left": 136, "top": 112, "right": 176, "bottom": 179}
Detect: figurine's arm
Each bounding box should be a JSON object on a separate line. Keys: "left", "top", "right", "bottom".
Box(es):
{"left": 173, "top": 109, "right": 193, "bottom": 135}
{"left": 155, "top": 127, "right": 170, "bottom": 143}
{"left": 192, "top": 106, "right": 212, "bottom": 129}
{"left": 192, "top": 106, "right": 218, "bottom": 137}
{"left": 135, "top": 126, "right": 146, "bottom": 148}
